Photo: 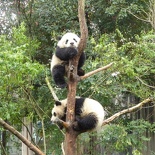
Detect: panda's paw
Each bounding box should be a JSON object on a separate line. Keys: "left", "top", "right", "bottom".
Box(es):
{"left": 67, "top": 47, "right": 77, "bottom": 58}
{"left": 57, "top": 123, "right": 64, "bottom": 130}
{"left": 78, "top": 69, "right": 85, "bottom": 76}
{"left": 72, "top": 121, "right": 80, "bottom": 131}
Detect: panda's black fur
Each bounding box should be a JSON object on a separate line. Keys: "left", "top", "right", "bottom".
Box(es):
{"left": 50, "top": 33, "right": 85, "bottom": 88}
{"left": 51, "top": 97, "right": 105, "bottom": 132}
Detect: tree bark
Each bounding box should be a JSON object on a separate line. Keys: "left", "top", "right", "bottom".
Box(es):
{"left": 64, "top": 0, "right": 88, "bottom": 155}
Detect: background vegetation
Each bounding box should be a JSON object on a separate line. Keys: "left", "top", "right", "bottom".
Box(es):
{"left": 0, "top": 0, "right": 154, "bottom": 154}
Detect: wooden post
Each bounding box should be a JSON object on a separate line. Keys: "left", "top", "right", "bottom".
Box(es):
{"left": 22, "top": 117, "right": 33, "bottom": 155}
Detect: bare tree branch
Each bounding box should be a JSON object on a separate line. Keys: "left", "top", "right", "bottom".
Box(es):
{"left": 127, "top": 10, "right": 149, "bottom": 23}
{"left": 80, "top": 62, "right": 114, "bottom": 80}
{"left": 102, "top": 98, "right": 153, "bottom": 126}
{"left": 0, "top": 118, "right": 45, "bottom": 155}
{"left": 45, "top": 76, "right": 59, "bottom": 101}
{"left": 127, "top": 0, "right": 155, "bottom": 30}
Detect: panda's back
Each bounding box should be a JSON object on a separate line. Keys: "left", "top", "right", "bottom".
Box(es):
{"left": 82, "top": 98, "right": 105, "bottom": 116}
{"left": 75, "top": 97, "right": 105, "bottom": 128}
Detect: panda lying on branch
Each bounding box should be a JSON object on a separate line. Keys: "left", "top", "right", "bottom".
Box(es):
{"left": 50, "top": 33, "right": 85, "bottom": 88}
{"left": 51, "top": 97, "right": 105, "bottom": 132}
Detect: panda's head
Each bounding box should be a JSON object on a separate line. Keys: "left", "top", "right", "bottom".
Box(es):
{"left": 57, "top": 33, "right": 80, "bottom": 48}
{"left": 51, "top": 99, "right": 67, "bottom": 123}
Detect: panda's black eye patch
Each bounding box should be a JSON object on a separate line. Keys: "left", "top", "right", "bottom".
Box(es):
{"left": 73, "top": 38, "right": 77, "bottom": 42}
{"left": 54, "top": 112, "right": 56, "bottom": 116}
{"left": 65, "top": 39, "right": 68, "bottom": 44}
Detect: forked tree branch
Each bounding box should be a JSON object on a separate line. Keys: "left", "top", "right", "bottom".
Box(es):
{"left": 0, "top": 118, "right": 45, "bottom": 155}
{"left": 102, "top": 98, "right": 153, "bottom": 126}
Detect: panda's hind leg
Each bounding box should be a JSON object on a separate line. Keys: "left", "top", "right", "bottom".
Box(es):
{"left": 73, "top": 113, "right": 98, "bottom": 132}
{"left": 52, "top": 65, "right": 67, "bottom": 88}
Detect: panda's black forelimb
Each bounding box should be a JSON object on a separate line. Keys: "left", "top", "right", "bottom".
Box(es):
{"left": 57, "top": 121, "right": 64, "bottom": 130}
{"left": 52, "top": 65, "right": 67, "bottom": 88}
{"left": 77, "top": 52, "right": 85, "bottom": 76}
{"left": 78, "top": 52, "right": 85, "bottom": 69}
{"left": 56, "top": 47, "right": 78, "bottom": 60}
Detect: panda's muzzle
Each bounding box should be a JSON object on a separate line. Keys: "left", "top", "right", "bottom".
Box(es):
{"left": 70, "top": 42, "right": 74, "bottom": 46}
{"left": 51, "top": 117, "right": 60, "bottom": 124}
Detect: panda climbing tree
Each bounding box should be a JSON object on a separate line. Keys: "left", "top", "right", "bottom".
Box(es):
{"left": 48, "top": 1, "right": 113, "bottom": 154}
{"left": 51, "top": 97, "right": 105, "bottom": 132}
{"left": 50, "top": 32, "right": 85, "bottom": 89}
{"left": 46, "top": 0, "right": 153, "bottom": 155}
{"left": 0, "top": 1, "right": 152, "bottom": 155}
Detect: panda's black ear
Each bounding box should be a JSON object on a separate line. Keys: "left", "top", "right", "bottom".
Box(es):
{"left": 55, "top": 101, "right": 62, "bottom": 106}
{"left": 56, "top": 36, "right": 62, "bottom": 41}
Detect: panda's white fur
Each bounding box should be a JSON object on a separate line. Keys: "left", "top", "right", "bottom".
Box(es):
{"left": 51, "top": 97, "right": 105, "bottom": 132}
{"left": 50, "top": 33, "right": 85, "bottom": 88}
{"left": 50, "top": 54, "right": 65, "bottom": 71}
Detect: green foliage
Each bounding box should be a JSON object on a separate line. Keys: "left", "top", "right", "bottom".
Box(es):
{"left": 0, "top": 22, "right": 67, "bottom": 154}
{"left": 28, "top": 0, "right": 80, "bottom": 63}
{"left": 1, "top": 1, "right": 155, "bottom": 154}
{"left": 83, "top": 30, "right": 155, "bottom": 102}
{"left": 99, "top": 120, "right": 152, "bottom": 154}
{"left": 0, "top": 23, "right": 44, "bottom": 120}
{"left": 89, "top": 0, "right": 151, "bottom": 36}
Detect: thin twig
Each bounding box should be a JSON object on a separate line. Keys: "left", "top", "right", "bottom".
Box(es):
{"left": 17, "top": 116, "right": 39, "bottom": 148}
{"left": 45, "top": 77, "right": 59, "bottom": 101}
{"left": 41, "top": 119, "right": 46, "bottom": 155}
{"left": 127, "top": 10, "right": 149, "bottom": 23}
{"left": 136, "top": 76, "right": 155, "bottom": 89}
{"left": 0, "top": 141, "right": 8, "bottom": 155}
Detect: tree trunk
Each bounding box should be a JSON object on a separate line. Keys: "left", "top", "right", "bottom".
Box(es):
{"left": 63, "top": 0, "right": 88, "bottom": 155}
{"left": 64, "top": 51, "right": 79, "bottom": 154}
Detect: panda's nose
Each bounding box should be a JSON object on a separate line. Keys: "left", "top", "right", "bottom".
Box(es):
{"left": 70, "top": 42, "right": 74, "bottom": 46}
{"left": 51, "top": 119, "right": 54, "bottom": 124}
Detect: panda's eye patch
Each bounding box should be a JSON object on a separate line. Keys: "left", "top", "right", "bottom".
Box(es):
{"left": 73, "top": 38, "right": 77, "bottom": 42}
{"left": 53, "top": 112, "right": 56, "bottom": 116}
{"left": 65, "top": 39, "right": 68, "bottom": 44}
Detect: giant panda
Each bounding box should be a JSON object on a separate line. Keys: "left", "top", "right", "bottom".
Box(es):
{"left": 50, "top": 33, "right": 85, "bottom": 88}
{"left": 51, "top": 97, "right": 105, "bottom": 132}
